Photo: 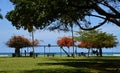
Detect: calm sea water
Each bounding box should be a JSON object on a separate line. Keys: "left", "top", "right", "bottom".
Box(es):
{"left": 0, "top": 52, "right": 120, "bottom": 57}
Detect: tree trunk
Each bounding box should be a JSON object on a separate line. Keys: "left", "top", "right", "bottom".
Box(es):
{"left": 75, "top": 47, "right": 77, "bottom": 57}
{"left": 15, "top": 48, "right": 21, "bottom": 57}
{"left": 96, "top": 49, "right": 99, "bottom": 57}
{"left": 88, "top": 48, "right": 90, "bottom": 57}
{"left": 61, "top": 47, "right": 70, "bottom": 57}
{"left": 68, "top": 48, "right": 70, "bottom": 56}
{"left": 99, "top": 48, "right": 102, "bottom": 57}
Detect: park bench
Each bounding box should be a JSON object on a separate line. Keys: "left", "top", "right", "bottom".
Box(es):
{"left": 47, "top": 53, "right": 55, "bottom": 57}
{"left": 77, "top": 52, "right": 86, "bottom": 56}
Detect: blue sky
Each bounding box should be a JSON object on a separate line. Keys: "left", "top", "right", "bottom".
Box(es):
{"left": 0, "top": 0, "right": 120, "bottom": 53}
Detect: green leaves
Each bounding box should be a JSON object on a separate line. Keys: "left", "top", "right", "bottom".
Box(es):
{"left": 75, "top": 29, "right": 118, "bottom": 49}
{"left": 6, "top": 0, "right": 120, "bottom": 31}
{"left": 6, "top": 0, "right": 89, "bottom": 31}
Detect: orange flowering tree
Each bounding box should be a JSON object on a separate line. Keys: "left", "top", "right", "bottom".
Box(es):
{"left": 57, "top": 37, "right": 75, "bottom": 56}
{"left": 6, "top": 36, "right": 39, "bottom": 57}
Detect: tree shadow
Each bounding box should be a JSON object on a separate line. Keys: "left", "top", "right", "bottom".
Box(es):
{"left": 24, "top": 69, "right": 87, "bottom": 73}
{"left": 36, "top": 59, "right": 120, "bottom": 73}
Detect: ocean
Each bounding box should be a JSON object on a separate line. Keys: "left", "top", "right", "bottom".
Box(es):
{"left": 0, "top": 52, "right": 120, "bottom": 57}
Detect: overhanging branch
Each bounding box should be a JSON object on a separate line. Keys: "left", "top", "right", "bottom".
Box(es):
{"left": 94, "top": 4, "right": 120, "bottom": 18}
{"left": 87, "top": 14, "right": 106, "bottom": 20}
{"left": 102, "top": 2, "right": 119, "bottom": 15}
{"left": 76, "top": 19, "right": 107, "bottom": 30}
{"left": 107, "top": 17, "right": 120, "bottom": 27}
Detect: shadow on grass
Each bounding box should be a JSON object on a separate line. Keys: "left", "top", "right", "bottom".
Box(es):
{"left": 19, "top": 58, "right": 120, "bottom": 73}
{"left": 0, "top": 69, "right": 91, "bottom": 73}
{"left": 24, "top": 69, "right": 88, "bottom": 73}
{"left": 36, "top": 59, "right": 120, "bottom": 73}
{"left": 0, "top": 63, "right": 120, "bottom": 73}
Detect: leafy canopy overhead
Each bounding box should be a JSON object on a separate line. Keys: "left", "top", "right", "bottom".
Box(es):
{"left": 6, "top": 0, "right": 120, "bottom": 32}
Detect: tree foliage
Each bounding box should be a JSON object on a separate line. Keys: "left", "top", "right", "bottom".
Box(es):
{"left": 6, "top": 36, "right": 39, "bottom": 56}
{"left": 57, "top": 37, "right": 75, "bottom": 48}
{"left": 57, "top": 36, "right": 75, "bottom": 57}
{"left": 7, "top": 36, "right": 31, "bottom": 48}
{"left": 93, "top": 32, "right": 118, "bottom": 48}
{"left": 75, "top": 30, "right": 118, "bottom": 56}
{"left": 6, "top": 0, "right": 120, "bottom": 31}
{"left": 75, "top": 30, "right": 118, "bottom": 48}
{"left": 78, "top": 42, "right": 92, "bottom": 49}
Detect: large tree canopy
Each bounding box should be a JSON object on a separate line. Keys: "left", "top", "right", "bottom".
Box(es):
{"left": 6, "top": 0, "right": 120, "bottom": 31}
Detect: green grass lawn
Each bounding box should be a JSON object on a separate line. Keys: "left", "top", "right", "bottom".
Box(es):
{"left": 0, "top": 56, "right": 120, "bottom": 73}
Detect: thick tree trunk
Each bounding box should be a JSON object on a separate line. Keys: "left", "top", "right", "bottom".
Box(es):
{"left": 15, "top": 48, "right": 21, "bottom": 57}
{"left": 99, "top": 48, "right": 102, "bottom": 57}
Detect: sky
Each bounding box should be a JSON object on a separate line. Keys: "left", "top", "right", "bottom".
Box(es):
{"left": 0, "top": 0, "right": 120, "bottom": 53}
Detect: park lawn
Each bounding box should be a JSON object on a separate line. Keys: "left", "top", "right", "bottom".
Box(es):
{"left": 0, "top": 56, "right": 120, "bottom": 73}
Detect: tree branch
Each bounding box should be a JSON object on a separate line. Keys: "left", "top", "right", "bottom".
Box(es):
{"left": 76, "top": 19, "right": 107, "bottom": 30}
{"left": 86, "top": 14, "right": 106, "bottom": 20}
{"left": 107, "top": 17, "right": 120, "bottom": 27}
{"left": 102, "top": 2, "right": 119, "bottom": 15}
{"left": 89, "top": 14, "right": 120, "bottom": 27}
{"left": 93, "top": 4, "right": 120, "bottom": 18}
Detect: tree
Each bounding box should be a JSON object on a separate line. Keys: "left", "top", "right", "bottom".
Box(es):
{"left": 75, "top": 30, "right": 118, "bottom": 57}
{"left": 6, "top": 36, "right": 39, "bottom": 57}
{"left": 6, "top": 0, "right": 120, "bottom": 31}
{"left": 57, "top": 37, "right": 75, "bottom": 57}
{"left": 94, "top": 32, "right": 118, "bottom": 57}
{"left": 76, "top": 30, "right": 96, "bottom": 56}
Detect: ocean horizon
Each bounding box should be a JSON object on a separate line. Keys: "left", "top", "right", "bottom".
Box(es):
{"left": 0, "top": 52, "right": 120, "bottom": 57}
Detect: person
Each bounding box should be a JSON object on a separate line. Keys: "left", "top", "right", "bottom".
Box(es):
{"left": 96, "top": 50, "right": 99, "bottom": 56}
{"left": 25, "top": 50, "right": 26, "bottom": 56}
{"left": 92, "top": 50, "right": 98, "bottom": 56}
{"left": 30, "top": 51, "right": 33, "bottom": 57}
{"left": 81, "top": 52, "right": 86, "bottom": 56}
